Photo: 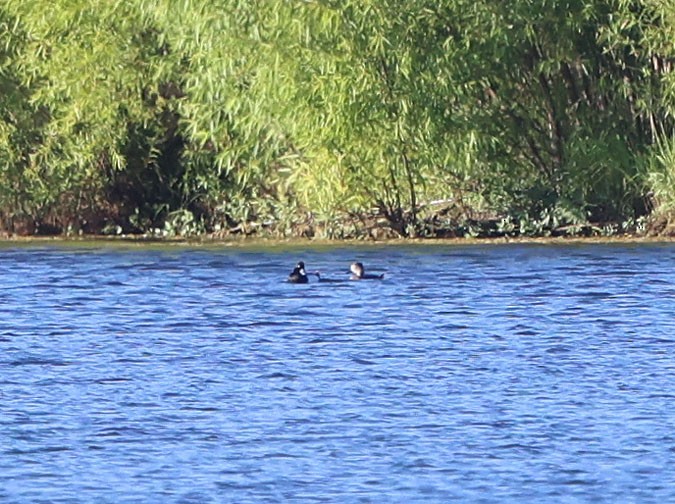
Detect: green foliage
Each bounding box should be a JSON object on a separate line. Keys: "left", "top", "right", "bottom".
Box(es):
{"left": 444, "top": 0, "right": 651, "bottom": 223}
{"left": 0, "top": 1, "right": 161, "bottom": 231}
{"left": 267, "top": 1, "right": 494, "bottom": 236}
{"left": 645, "top": 134, "right": 675, "bottom": 216}
{"left": 0, "top": 0, "right": 674, "bottom": 237}
{"left": 608, "top": 0, "right": 675, "bottom": 225}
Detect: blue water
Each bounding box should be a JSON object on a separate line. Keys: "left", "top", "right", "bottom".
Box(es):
{"left": 2, "top": 242, "right": 675, "bottom": 502}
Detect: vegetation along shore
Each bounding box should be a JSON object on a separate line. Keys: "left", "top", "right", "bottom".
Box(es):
{"left": 2, "top": 1, "right": 675, "bottom": 240}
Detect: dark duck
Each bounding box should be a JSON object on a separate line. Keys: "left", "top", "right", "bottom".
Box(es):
{"left": 349, "top": 261, "right": 384, "bottom": 280}
{"left": 288, "top": 261, "right": 309, "bottom": 283}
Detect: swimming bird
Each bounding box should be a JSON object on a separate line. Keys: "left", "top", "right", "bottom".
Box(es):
{"left": 288, "top": 261, "right": 309, "bottom": 283}
{"left": 349, "top": 261, "right": 384, "bottom": 280}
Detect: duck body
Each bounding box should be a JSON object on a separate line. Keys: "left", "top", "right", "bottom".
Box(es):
{"left": 288, "top": 261, "right": 309, "bottom": 283}
{"left": 349, "top": 261, "right": 384, "bottom": 280}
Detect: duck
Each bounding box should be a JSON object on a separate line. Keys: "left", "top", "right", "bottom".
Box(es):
{"left": 288, "top": 261, "right": 309, "bottom": 283}
{"left": 349, "top": 261, "right": 384, "bottom": 280}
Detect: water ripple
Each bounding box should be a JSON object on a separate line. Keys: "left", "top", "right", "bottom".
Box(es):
{"left": 1, "top": 243, "right": 675, "bottom": 502}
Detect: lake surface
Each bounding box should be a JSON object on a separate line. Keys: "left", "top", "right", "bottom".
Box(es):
{"left": 1, "top": 241, "right": 675, "bottom": 502}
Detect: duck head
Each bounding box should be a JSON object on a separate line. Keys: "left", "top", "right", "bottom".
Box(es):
{"left": 350, "top": 261, "right": 364, "bottom": 279}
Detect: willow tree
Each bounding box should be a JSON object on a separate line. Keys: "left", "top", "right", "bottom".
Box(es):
{"left": 252, "top": 1, "right": 490, "bottom": 237}
{"left": 0, "top": 1, "right": 165, "bottom": 232}
{"left": 0, "top": 9, "right": 36, "bottom": 232}
{"left": 426, "top": 0, "right": 662, "bottom": 231}
{"left": 131, "top": 0, "right": 485, "bottom": 237}
{"left": 1, "top": 0, "right": 275, "bottom": 235}
{"left": 256, "top": 0, "right": 663, "bottom": 235}
{"left": 115, "top": 0, "right": 316, "bottom": 234}
{"left": 3, "top": 0, "right": 674, "bottom": 237}
{"left": 603, "top": 0, "right": 675, "bottom": 226}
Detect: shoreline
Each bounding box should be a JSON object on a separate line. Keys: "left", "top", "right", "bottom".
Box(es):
{"left": 1, "top": 233, "right": 674, "bottom": 250}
